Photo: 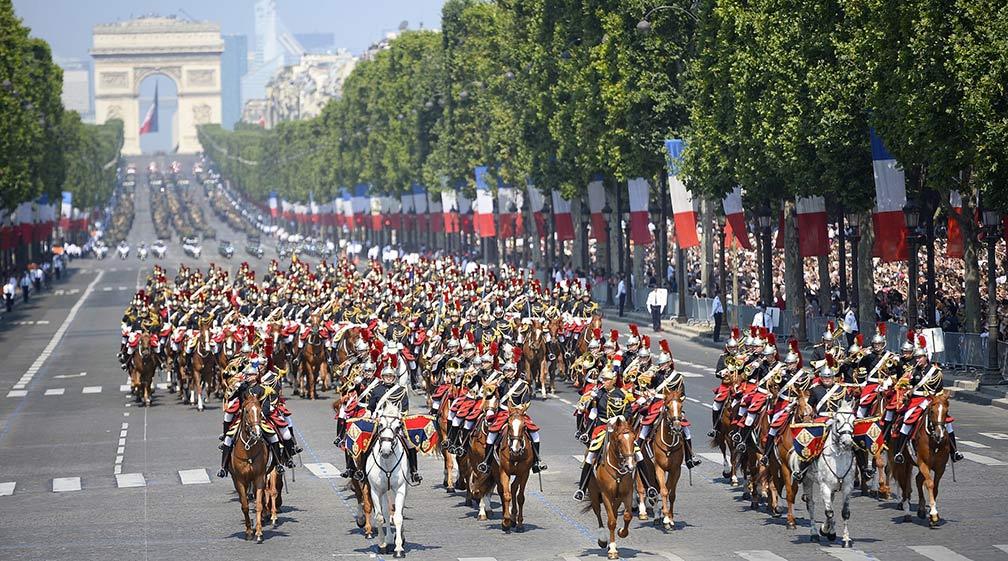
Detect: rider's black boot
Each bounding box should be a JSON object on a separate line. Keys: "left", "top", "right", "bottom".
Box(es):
{"left": 219, "top": 421, "right": 229, "bottom": 441}
{"left": 281, "top": 439, "right": 298, "bottom": 468}
{"left": 636, "top": 462, "right": 659, "bottom": 499}
{"left": 531, "top": 441, "right": 547, "bottom": 473}
{"left": 407, "top": 448, "right": 422, "bottom": 484}
{"left": 218, "top": 445, "right": 232, "bottom": 478}
{"left": 268, "top": 441, "right": 286, "bottom": 473}
{"left": 759, "top": 436, "right": 775, "bottom": 466}
{"left": 685, "top": 437, "right": 702, "bottom": 469}
{"left": 457, "top": 427, "right": 473, "bottom": 453}
{"left": 446, "top": 423, "right": 460, "bottom": 452}
{"left": 709, "top": 408, "right": 721, "bottom": 437}
{"left": 341, "top": 450, "right": 357, "bottom": 479}
{"left": 477, "top": 438, "right": 495, "bottom": 474}
{"left": 949, "top": 432, "right": 964, "bottom": 463}
{"left": 892, "top": 430, "right": 912, "bottom": 464}
{"left": 573, "top": 462, "right": 592, "bottom": 501}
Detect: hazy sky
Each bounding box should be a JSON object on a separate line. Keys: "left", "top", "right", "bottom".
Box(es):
{"left": 13, "top": 0, "right": 446, "bottom": 61}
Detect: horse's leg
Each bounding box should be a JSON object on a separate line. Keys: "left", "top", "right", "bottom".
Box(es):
{"left": 603, "top": 494, "right": 619, "bottom": 559}
{"left": 653, "top": 461, "right": 668, "bottom": 527}
{"left": 805, "top": 473, "right": 818, "bottom": 542}
{"left": 930, "top": 462, "right": 944, "bottom": 527}
{"left": 875, "top": 450, "right": 889, "bottom": 499}
{"left": 635, "top": 470, "right": 648, "bottom": 521}
{"left": 920, "top": 459, "right": 939, "bottom": 526}
{"left": 393, "top": 486, "right": 406, "bottom": 557}
{"left": 513, "top": 471, "right": 527, "bottom": 531}
{"left": 841, "top": 470, "right": 855, "bottom": 547}
{"left": 371, "top": 486, "right": 387, "bottom": 553}
{"left": 254, "top": 482, "right": 264, "bottom": 543}
{"left": 235, "top": 479, "right": 252, "bottom": 540}
{"left": 498, "top": 469, "right": 512, "bottom": 531}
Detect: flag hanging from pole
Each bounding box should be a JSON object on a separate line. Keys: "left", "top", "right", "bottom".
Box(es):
{"left": 796, "top": 196, "right": 829, "bottom": 257}
{"left": 721, "top": 186, "right": 752, "bottom": 249}
{"left": 139, "top": 82, "right": 159, "bottom": 135}
{"left": 627, "top": 178, "right": 653, "bottom": 245}
{"left": 474, "top": 167, "right": 496, "bottom": 237}
{"left": 664, "top": 140, "right": 699, "bottom": 248}
{"left": 551, "top": 190, "right": 575, "bottom": 241}
{"left": 587, "top": 176, "right": 608, "bottom": 242}
{"left": 946, "top": 191, "right": 964, "bottom": 259}
{"left": 870, "top": 129, "right": 908, "bottom": 262}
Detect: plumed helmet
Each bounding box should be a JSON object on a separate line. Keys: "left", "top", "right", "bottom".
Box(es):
{"left": 599, "top": 365, "right": 616, "bottom": 381}
{"left": 818, "top": 353, "right": 837, "bottom": 379}
{"left": 654, "top": 339, "right": 673, "bottom": 367}
{"left": 762, "top": 333, "right": 778, "bottom": 357}
{"left": 823, "top": 321, "right": 835, "bottom": 342}
{"left": 462, "top": 331, "right": 476, "bottom": 351}
{"left": 901, "top": 329, "right": 916, "bottom": 354}
{"left": 872, "top": 322, "right": 886, "bottom": 347}
{"left": 637, "top": 335, "right": 651, "bottom": 359}
{"left": 726, "top": 327, "right": 740, "bottom": 349}
{"left": 603, "top": 329, "right": 619, "bottom": 350}
{"left": 784, "top": 339, "right": 801, "bottom": 365}
{"left": 914, "top": 334, "right": 928, "bottom": 357}
{"left": 588, "top": 327, "right": 602, "bottom": 350}
{"left": 626, "top": 324, "right": 641, "bottom": 347}
{"left": 848, "top": 333, "right": 863, "bottom": 354}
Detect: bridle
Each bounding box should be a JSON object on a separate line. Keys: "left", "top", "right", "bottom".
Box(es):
{"left": 238, "top": 397, "right": 264, "bottom": 459}
{"left": 369, "top": 414, "right": 409, "bottom": 488}
{"left": 504, "top": 412, "right": 529, "bottom": 458}
{"left": 658, "top": 395, "right": 684, "bottom": 450}
{"left": 600, "top": 419, "right": 636, "bottom": 481}
{"left": 822, "top": 403, "right": 856, "bottom": 481}
{"left": 926, "top": 396, "right": 948, "bottom": 444}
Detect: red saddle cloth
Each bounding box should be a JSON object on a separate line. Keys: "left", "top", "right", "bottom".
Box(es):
{"left": 488, "top": 410, "right": 540, "bottom": 432}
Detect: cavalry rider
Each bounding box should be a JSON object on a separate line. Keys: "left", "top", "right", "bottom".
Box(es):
{"left": 574, "top": 365, "right": 634, "bottom": 501}
{"left": 337, "top": 351, "right": 379, "bottom": 479}
{"left": 734, "top": 333, "right": 779, "bottom": 451}
{"left": 760, "top": 340, "right": 812, "bottom": 464}
{"left": 477, "top": 348, "right": 548, "bottom": 474}
{"left": 445, "top": 335, "right": 484, "bottom": 453}
{"left": 218, "top": 354, "right": 294, "bottom": 478}
{"left": 891, "top": 337, "right": 963, "bottom": 464}
{"left": 790, "top": 354, "right": 845, "bottom": 480}
{"left": 570, "top": 284, "right": 598, "bottom": 318}
{"left": 710, "top": 328, "right": 742, "bottom": 436}
{"left": 857, "top": 323, "right": 897, "bottom": 418}
{"left": 366, "top": 356, "right": 423, "bottom": 485}
{"left": 635, "top": 339, "right": 702, "bottom": 469}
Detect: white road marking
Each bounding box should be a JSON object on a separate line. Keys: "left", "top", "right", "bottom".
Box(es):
{"left": 44, "top": 388, "right": 65, "bottom": 396}
{"left": 119, "top": 430, "right": 128, "bottom": 438}
{"left": 681, "top": 371, "right": 704, "bottom": 378}
{"left": 117, "top": 286, "right": 128, "bottom": 291}
{"left": 102, "top": 287, "right": 112, "bottom": 291}
{"left": 123, "top": 412, "right": 129, "bottom": 417}
{"left": 179, "top": 469, "right": 210, "bottom": 485}
{"left": 908, "top": 545, "right": 975, "bottom": 561}
{"left": 52, "top": 477, "right": 81, "bottom": 492}
{"left": 82, "top": 386, "right": 102, "bottom": 394}
{"left": 571, "top": 454, "right": 584, "bottom": 461}
{"left": 702, "top": 402, "right": 714, "bottom": 409}
{"left": 114, "top": 465, "right": 122, "bottom": 475}
{"left": 458, "top": 558, "right": 497, "bottom": 561}
{"left": 958, "top": 440, "right": 989, "bottom": 449}
{"left": 12, "top": 384, "right": 25, "bottom": 390}
{"left": 117, "top": 446, "right": 124, "bottom": 455}
{"left": 115, "top": 455, "right": 123, "bottom": 464}
{"left": 656, "top": 552, "right": 687, "bottom": 561}
{"left": 303, "top": 462, "right": 341, "bottom": 479}
{"left": 54, "top": 372, "right": 87, "bottom": 379}
{"left": 118, "top": 438, "right": 126, "bottom": 446}
{"left": 120, "top": 384, "right": 131, "bottom": 392}
{"left": 36, "top": 320, "right": 49, "bottom": 325}
{"left": 828, "top": 550, "right": 880, "bottom": 561}
{"left": 6, "top": 390, "right": 27, "bottom": 398}
{"left": 736, "top": 552, "right": 789, "bottom": 561}
{"left": 0, "top": 482, "right": 15, "bottom": 496}
{"left": 699, "top": 452, "right": 724, "bottom": 462}
{"left": 121, "top": 422, "right": 129, "bottom": 430}
{"left": 961, "top": 451, "right": 1007, "bottom": 466}
{"left": 994, "top": 545, "right": 1008, "bottom": 555}
{"left": 979, "top": 432, "right": 1008, "bottom": 440}
{"left": 557, "top": 397, "right": 574, "bottom": 406}
{"left": 115, "top": 473, "right": 146, "bottom": 488}
{"left": 685, "top": 396, "right": 700, "bottom": 403}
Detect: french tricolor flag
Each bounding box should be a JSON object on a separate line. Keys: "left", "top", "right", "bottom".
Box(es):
{"left": 369, "top": 192, "right": 383, "bottom": 231}
{"left": 870, "top": 129, "right": 908, "bottom": 262}
{"left": 281, "top": 199, "right": 293, "bottom": 221}
{"left": 386, "top": 195, "right": 401, "bottom": 230}
{"left": 341, "top": 189, "right": 353, "bottom": 227}
{"left": 458, "top": 190, "right": 474, "bottom": 234}
{"left": 946, "top": 191, "right": 964, "bottom": 258}
{"left": 721, "top": 186, "right": 752, "bottom": 249}
{"left": 353, "top": 184, "right": 369, "bottom": 228}
{"left": 441, "top": 189, "right": 459, "bottom": 233}
{"left": 796, "top": 196, "right": 828, "bottom": 256}
{"left": 551, "top": 189, "right": 575, "bottom": 241}
{"left": 587, "top": 175, "right": 608, "bottom": 242}
{"left": 268, "top": 191, "right": 279, "bottom": 218}
{"left": 474, "top": 166, "right": 496, "bottom": 237}
{"left": 139, "top": 82, "right": 158, "bottom": 135}
{"left": 627, "top": 178, "right": 652, "bottom": 245}
{"left": 497, "top": 181, "right": 520, "bottom": 238}
{"left": 526, "top": 184, "right": 546, "bottom": 239}
{"left": 309, "top": 192, "right": 320, "bottom": 224}
{"left": 428, "top": 193, "right": 443, "bottom": 233}
{"left": 664, "top": 139, "right": 699, "bottom": 248}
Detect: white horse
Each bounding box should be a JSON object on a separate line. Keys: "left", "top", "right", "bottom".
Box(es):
{"left": 800, "top": 399, "right": 857, "bottom": 547}
{"left": 366, "top": 410, "right": 410, "bottom": 558}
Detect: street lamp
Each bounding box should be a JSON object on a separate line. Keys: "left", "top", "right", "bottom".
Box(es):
{"left": 981, "top": 205, "right": 1003, "bottom": 374}
{"left": 903, "top": 200, "right": 921, "bottom": 329}
{"left": 580, "top": 199, "right": 591, "bottom": 277}
{"left": 716, "top": 212, "right": 727, "bottom": 303}
{"left": 757, "top": 205, "right": 773, "bottom": 306}
{"left": 602, "top": 199, "right": 614, "bottom": 305}
{"left": 636, "top": 4, "right": 700, "bottom": 34}
{"left": 542, "top": 196, "right": 554, "bottom": 278}
{"left": 847, "top": 221, "right": 861, "bottom": 309}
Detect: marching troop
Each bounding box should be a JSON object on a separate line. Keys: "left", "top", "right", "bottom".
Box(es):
{"left": 116, "top": 252, "right": 961, "bottom": 553}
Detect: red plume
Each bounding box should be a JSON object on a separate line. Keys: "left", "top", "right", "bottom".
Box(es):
{"left": 451, "top": 326, "right": 460, "bottom": 340}
{"left": 642, "top": 335, "right": 650, "bottom": 349}
{"left": 373, "top": 339, "right": 384, "bottom": 355}
{"left": 489, "top": 341, "right": 499, "bottom": 357}
{"left": 390, "top": 355, "right": 399, "bottom": 368}
{"left": 789, "top": 339, "right": 799, "bottom": 353}
{"left": 907, "top": 329, "right": 915, "bottom": 342}
{"left": 477, "top": 342, "right": 485, "bottom": 356}
{"left": 247, "top": 327, "right": 255, "bottom": 346}
{"left": 855, "top": 333, "right": 864, "bottom": 346}
{"left": 877, "top": 322, "right": 886, "bottom": 336}
{"left": 917, "top": 335, "right": 927, "bottom": 349}
{"left": 370, "top": 347, "right": 381, "bottom": 363}
{"left": 512, "top": 347, "right": 522, "bottom": 363}
{"left": 732, "top": 327, "right": 740, "bottom": 339}
{"left": 466, "top": 332, "right": 475, "bottom": 344}
{"left": 659, "top": 339, "right": 670, "bottom": 354}
{"left": 826, "top": 353, "right": 836, "bottom": 368}
{"left": 827, "top": 320, "right": 835, "bottom": 332}
{"left": 264, "top": 336, "right": 274, "bottom": 357}
{"left": 766, "top": 333, "right": 776, "bottom": 347}
{"left": 610, "top": 329, "right": 619, "bottom": 342}
{"left": 593, "top": 328, "right": 602, "bottom": 340}
{"left": 750, "top": 325, "right": 758, "bottom": 337}
{"left": 628, "top": 324, "right": 640, "bottom": 338}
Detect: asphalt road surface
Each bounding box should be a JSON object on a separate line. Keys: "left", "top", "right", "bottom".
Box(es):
{"left": 2, "top": 156, "right": 1008, "bottom": 561}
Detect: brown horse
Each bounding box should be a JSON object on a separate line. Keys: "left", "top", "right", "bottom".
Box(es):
{"left": 230, "top": 392, "right": 269, "bottom": 543}
{"left": 584, "top": 417, "right": 637, "bottom": 560}
{"left": 264, "top": 465, "right": 283, "bottom": 528}
{"left": 764, "top": 391, "right": 812, "bottom": 529}
{"left": 649, "top": 390, "right": 686, "bottom": 531}
{"left": 890, "top": 391, "right": 951, "bottom": 528}
{"left": 521, "top": 321, "right": 550, "bottom": 398}
{"left": 710, "top": 367, "right": 745, "bottom": 484}
{"left": 349, "top": 477, "right": 376, "bottom": 538}
{"left": 544, "top": 318, "right": 568, "bottom": 387}
{"left": 575, "top": 314, "right": 603, "bottom": 357}
{"left": 298, "top": 319, "right": 329, "bottom": 399}
{"left": 128, "top": 334, "right": 157, "bottom": 407}
{"left": 188, "top": 327, "right": 215, "bottom": 412}
{"left": 465, "top": 415, "right": 496, "bottom": 521}
{"left": 495, "top": 407, "right": 534, "bottom": 532}
{"left": 436, "top": 396, "right": 460, "bottom": 493}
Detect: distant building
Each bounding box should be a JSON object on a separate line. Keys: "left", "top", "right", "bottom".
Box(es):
{"left": 59, "top": 59, "right": 93, "bottom": 122}
{"left": 246, "top": 51, "right": 355, "bottom": 128}
{"left": 242, "top": 0, "right": 305, "bottom": 104}
{"left": 294, "top": 32, "right": 335, "bottom": 53}
{"left": 221, "top": 35, "right": 247, "bottom": 130}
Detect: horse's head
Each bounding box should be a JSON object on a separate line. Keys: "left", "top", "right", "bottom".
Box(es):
{"left": 928, "top": 391, "right": 950, "bottom": 443}
{"left": 375, "top": 414, "right": 402, "bottom": 458}
{"left": 608, "top": 417, "right": 637, "bottom": 475}
{"left": 663, "top": 389, "right": 685, "bottom": 430}
{"left": 505, "top": 407, "right": 529, "bottom": 455}
{"left": 793, "top": 390, "right": 813, "bottom": 423}
{"left": 241, "top": 390, "right": 264, "bottom": 445}
{"left": 831, "top": 398, "right": 856, "bottom": 449}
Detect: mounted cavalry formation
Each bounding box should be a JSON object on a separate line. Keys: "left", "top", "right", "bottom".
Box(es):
{"left": 116, "top": 256, "right": 963, "bottom": 555}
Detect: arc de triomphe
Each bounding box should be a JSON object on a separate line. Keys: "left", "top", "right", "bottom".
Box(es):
{"left": 92, "top": 16, "right": 223, "bottom": 155}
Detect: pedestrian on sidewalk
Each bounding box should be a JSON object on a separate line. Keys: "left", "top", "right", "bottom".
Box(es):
{"left": 20, "top": 270, "right": 31, "bottom": 302}
{"left": 646, "top": 283, "right": 664, "bottom": 332}
{"left": 711, "top": 290, "right": 724, "bottom": 342}
{"left": 32, "top": 265, "right": 43, "bottom": 292}
{"left": 843, "top": 303, "right": 859, "bottom": 347}
{"left": 617, "top": 276, "right": 627, "bottom": 317}
{"left": 3, "top": 274, "right": 15, "bottom": 312}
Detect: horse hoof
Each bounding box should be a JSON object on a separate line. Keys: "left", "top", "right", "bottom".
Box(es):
{"left": 787, "top": 522, "right": 796, "bottom": 530}
{"left": 771, "top": 507, "right": 783, "bottom": 519}
{"left": 638, "top": 513, "right": 649, "bottom": 521}
{"left": 478, "top": 514, "right": 487, "bottom": 521}
{"left": 356, "top": 517, "right": 365, "bottom": 529}
{"left": 256, "top": 535, "right": 263, "bottom": 544}
{"left": 664, "top": 522, "right": 673, "bottom": 531}
{"left": 598, "top": 540, "right": 608, "bottom": 549}
{"left": 363, "top": 532, "right": 374, "bottom": 539}
{"left": 607, "top": 551, "right": 620, "bottom": 560}
{"left": 617, "top": 528, "right": 628, "bottom": 539}
{"left": 393, "top": 552, "right": 405, "bottom": 559}
{"left": 721, "top": 471, "right": 731, "bottom": 479}
{"left": 446, "top": 487, "right": 455, "bottom": 494}
{"left": 929, "top": 515, "right": 940, "bottom": 528}
{"left": 843, "top": 540, "right": 852, "bottom": 548}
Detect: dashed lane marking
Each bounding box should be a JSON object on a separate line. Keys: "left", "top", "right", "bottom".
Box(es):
{"left": 680, "top": 371, "right": 704, "bottom": 378}
{"left": 44, "top": 388, "right": 65, "bottom": 396}
{"left": 458, "top": 558, "right": 497, "bottom": 561}
{"left": 908, "top": 545, "right": 975, "bottom": 561}
{"left": 303, "top": 462, "right": 341, "bottom": 479}
{"left": 52, "top": 477, "right": 81, "bottom": 492}
{"left": 6, "top": 390, "right": 27, "bottom": 398}
{"left": 961, "top": 452, "right": 1006, "bottom": 466}
{"left": 571, "top": 454, "right": 584, "bottom": 461}
{"left": 102, "top": 287, "right": 113, "bottom": 291}
{"left": 54, "top": 372, "right": 87, "bottom": 379}
{"left": 736, "top": 552, "right": 789, "bottom": 561}
{"left": 685, "top": 396, "right": 700, "bottom": 403}
{"left": 82, "top": 386, "right": 102, "bottom": 394}
{"left": 827, "top": 549, "right": 880, "bottom": 561}
{"left": 958, "top": 440, "right": 989, "bottom": 449}
{"left": 994, "top": 546, "right": 1008, "bottom": 555}
{"left": 979, "top": 432, "right": 1008, "bottom": 440}
{"left": 120, "top": 384, "right": 131, "bottom": 392}
{"left": 0, "top": 482, "right": 14, "bottom": 496}
{"left": 179, "top": 469, "right": 210, "bottom": 485}
{"left": 557, "top": 397, "right": 574, "bottom": 406}
{"left": 115, "top": 473, "right": 146, "bottom": 488}
{"left": 656, "top": 553, "right": 687, "bottom": 561}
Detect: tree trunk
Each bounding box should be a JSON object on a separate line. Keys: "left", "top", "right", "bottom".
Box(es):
{"left": 961, "top": 194, "right": 981, "bottom": 333}
{"left": 857, "top": 212, "right": 876, "bottom": 334}
{"left": 701, "top": 199, "right": 713, "bottom": 296}
{"left": 783, "top": 201, "right": 805, "bottom": 341}
{"left": 817, "top": 255, "right": 831, "bottom": 315}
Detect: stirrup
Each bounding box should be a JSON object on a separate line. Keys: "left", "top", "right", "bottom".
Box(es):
{"left": 410, "top": 471, "right": 423, "bottom": 484}
{"left": 217, "top": 468, "right": 228, "bottom": 478}
{"left": 707, "top": 430, "right": 717, "bottom": 438}
{"left": 533, "top": 462, "right": 547, "bottom": 473}
{"left": 476, "top": 462, "right": 490, "bottom": 474}
{"left": 573, "top": 489, "right": 586, "bottom": 501}
{"left": 894, "top": 453, "right": 905, "bottom": 464}
{"left": 952, "top": 452, "right": 964, "bottom": 463}
{"left": 352, "top": 469, "right": 365, "bottom": 481}
{"left": 645, "top": 487, "right": 659, "bottom": 499}
{"left": 686, "top": 456, "right": 702, "bottom": 469}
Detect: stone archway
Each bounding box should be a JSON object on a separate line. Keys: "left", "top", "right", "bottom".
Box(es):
{"left": 91, "top": 16, "right": 223, "bottom": 155}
